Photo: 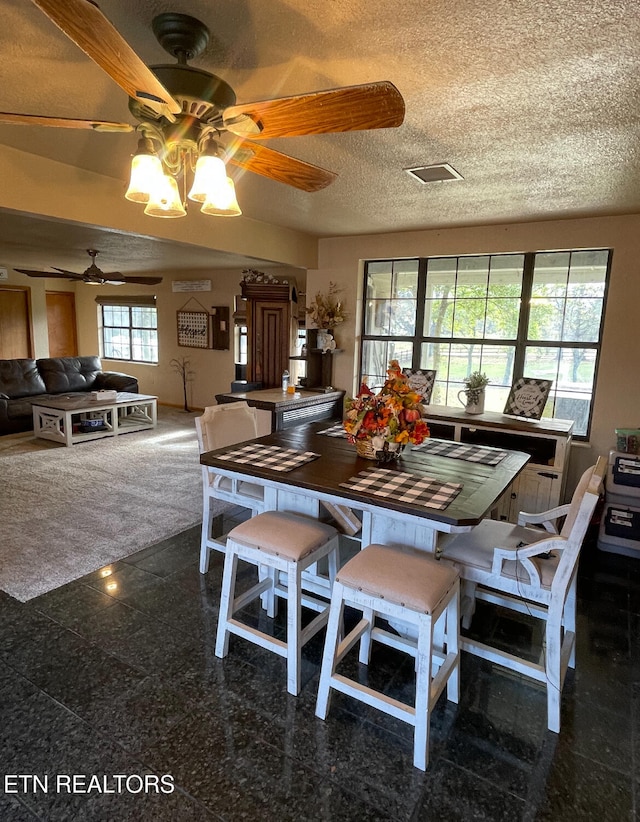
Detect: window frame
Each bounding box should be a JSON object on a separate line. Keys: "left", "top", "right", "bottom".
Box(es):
{"left": 97, "top": 296, "right": 159, "bottom": 364}
{"left": 359, "top": 250, "right": 611, "bottom": 440}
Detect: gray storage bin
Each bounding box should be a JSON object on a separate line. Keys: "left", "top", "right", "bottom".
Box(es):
{"left": 606, "top": 450, "right": 640, "bottom": 501}
{"left": 598, "top": 500, "right": 640, "bottom": 557}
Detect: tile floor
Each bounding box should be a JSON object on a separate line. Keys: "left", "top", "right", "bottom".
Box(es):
{"left": 0, "top": 510, "right": 637, "bottom": 821}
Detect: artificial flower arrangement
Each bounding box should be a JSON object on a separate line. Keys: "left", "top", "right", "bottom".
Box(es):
{"left": 343, "top": 360, "right": 430, "bottom": 456}
{"left": 306, "top": 281, "right": 347, "bottom": 329}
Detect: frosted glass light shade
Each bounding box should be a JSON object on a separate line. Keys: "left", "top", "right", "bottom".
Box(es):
{"left": 200, "top": 177, "right": 242, "bottom": 217}
{"left": 188, "top": 154, "right": 227, "bottom": 203}
{"left": 124, "top": 152, "right": 165, "bottom": 203}
{"left": 144, "top": 175, "right": 187, "bottom": 218}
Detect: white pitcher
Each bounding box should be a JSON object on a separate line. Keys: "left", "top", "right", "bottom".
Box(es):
{"left": 457, "top": 388, "right": 485, "bottom": 415}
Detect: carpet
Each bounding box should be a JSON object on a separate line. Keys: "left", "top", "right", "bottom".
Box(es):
{"left": 0, "top": 407, "right": 229, "bottom": 602}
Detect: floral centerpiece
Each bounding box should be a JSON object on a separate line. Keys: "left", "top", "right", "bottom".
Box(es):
{"left": 305, "top": 282, "right": 347, "bottom": 330}
{"left": 343, "top": 360, "right": 430, "bottom": 460}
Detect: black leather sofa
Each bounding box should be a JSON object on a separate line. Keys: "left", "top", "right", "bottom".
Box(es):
{"left": 0, "top": 356, "right": 139, "bottom": 435}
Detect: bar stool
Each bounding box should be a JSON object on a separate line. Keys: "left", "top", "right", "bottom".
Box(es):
{"left": 315, "top": 543, "right": 460, "bottom": 770}
{"left": 215, "top": 511, "right": 340, "bottom": 695}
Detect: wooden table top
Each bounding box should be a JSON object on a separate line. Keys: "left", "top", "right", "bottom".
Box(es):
{"left": 216, "top": 388, "right": 345, "bottom": 410}
{"left": 200, "top": 422, "right": 530, "bottom": 528}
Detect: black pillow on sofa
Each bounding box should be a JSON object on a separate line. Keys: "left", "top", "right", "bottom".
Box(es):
{"left": 36, "top": 356, "right": 102, "bottom": 394}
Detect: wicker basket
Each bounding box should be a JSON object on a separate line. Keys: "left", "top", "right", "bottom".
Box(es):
{"left": 355, "top": 439, "right": 377, "bottom": 460}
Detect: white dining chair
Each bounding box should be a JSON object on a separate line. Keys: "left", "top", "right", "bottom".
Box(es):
{"left": 195, "top": 402, "right": 265, "bottom": 573}
{"left": 441, "top": 456, "right": 606, "bottom": 733}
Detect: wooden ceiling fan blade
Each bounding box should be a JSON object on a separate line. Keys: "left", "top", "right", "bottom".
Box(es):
{"left": 14, "top": 268, "right": 81, "bottom": 279}
{"left": 52, "top": 268, "right": 85, "bottom": 278}
{"left": 32, "top": 0, "right": 181, "bottom": 120}
{"left": 120, "top": 276, "right": 163, "bottom": 285}
{"left": 223, "top": 81, "right": 405, "bottom": 139}
{"left": 0, "top": 112, "right": 133, "bottom": 132}
{"left": 228, "top": 143, "right": 336, "bottom": 192}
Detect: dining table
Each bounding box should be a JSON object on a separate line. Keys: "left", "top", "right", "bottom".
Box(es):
{"left": 199, "top": 420, "right": 531, "bottom": 555}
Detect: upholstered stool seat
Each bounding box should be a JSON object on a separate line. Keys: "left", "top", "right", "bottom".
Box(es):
{"left": 316, "top": 543, "right": 460, "bottom": 770}
{"left": 215, "top": 511, "right": 340, "bottom": 695}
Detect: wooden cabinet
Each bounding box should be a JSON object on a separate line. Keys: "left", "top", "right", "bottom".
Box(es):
{"left": 290, "top": 349, "right": 340, "bottom": 389}
{"left": 422, "top": 406, "right": 574, "bottom": 521}
{"left": 289, "top": 329, "right": 340, "bottom": 389}
{"left": 216, "top": 388, "right": 345, "bottom": 432}
{"left": 242, "top": 283, "right": 295, "bottom": 389}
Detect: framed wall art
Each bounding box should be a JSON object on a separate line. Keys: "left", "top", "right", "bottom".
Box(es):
{"left": 403, "top": 369, "right": 437, "bottom": 404}
{"left": 503, "top": 377, "right": 553, "bottom": 420}
{"left": 177, "top": 298, "right": 210, "bottom": 349}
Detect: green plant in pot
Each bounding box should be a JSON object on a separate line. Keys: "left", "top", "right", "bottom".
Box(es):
{"left": 458, "top": 371, "right": 490, "bottom": 414}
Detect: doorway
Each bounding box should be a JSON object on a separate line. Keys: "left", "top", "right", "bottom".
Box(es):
{"left": 46, "top": 291, "right": 78, "bottom": 357}
{"left": 0, "top": 285, "right": 32, "bottom": 359}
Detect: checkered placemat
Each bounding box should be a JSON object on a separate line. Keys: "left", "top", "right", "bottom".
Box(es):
{"left": 413, "top": 439, "right": 507, "bottom": 466}
{"left": 339, "top": 468, "right": 463, "bottom": 510}
{"left": 215, "top": 443, "right": 320, "bottom": 472}
{"left": 317, "top": 423, "right": 347, "bottom": 437}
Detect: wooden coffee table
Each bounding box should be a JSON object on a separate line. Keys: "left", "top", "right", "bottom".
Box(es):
{"left": 32, "top": 392, "right": 157, "bottom": 446}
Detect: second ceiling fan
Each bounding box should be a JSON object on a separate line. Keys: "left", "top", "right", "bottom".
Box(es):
{"left": 0, "top": 1, "right": 406, "bottom": 200}
{"left": 15, "top": 250, "right": 163, "bottom": 285}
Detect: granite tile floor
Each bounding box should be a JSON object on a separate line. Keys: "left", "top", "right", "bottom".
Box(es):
{"left": 0, "top": 510, "right": 638, "bottom": 821}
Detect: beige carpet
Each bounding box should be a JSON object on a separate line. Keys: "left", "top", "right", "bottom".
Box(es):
{"left": 0, "top": 407, "right": 229, "bottom": 602}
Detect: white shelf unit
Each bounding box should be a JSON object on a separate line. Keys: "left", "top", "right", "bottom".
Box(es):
{"left": 422, "top": 406, "right": 574, "bottom": 522}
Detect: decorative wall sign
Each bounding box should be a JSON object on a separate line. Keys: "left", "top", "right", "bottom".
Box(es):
{"left": 177, "top": 297, "right": 210, "bottom": 348}
{"left": 503, "top": 377, "right": 553, "bottom": 420}
{"left": 403, "top": 369, "right": 437, "bottom": 404}
{"left": 172, "top": 280, "right": 212, "bottom": 292}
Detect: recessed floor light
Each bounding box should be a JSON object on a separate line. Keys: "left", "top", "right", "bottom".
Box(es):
{"left": 404, "top": 163, "right": 464, "bottom": 183}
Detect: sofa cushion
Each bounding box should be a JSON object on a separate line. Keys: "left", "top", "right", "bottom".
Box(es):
{"left": 0, "top": 359, "right": 46, "bottom": 399}
{"left": 6, "top": 393, "right": 91, "bottom": 419}
{"left": 36, "top": 356, "right": 102, "bottom": 394}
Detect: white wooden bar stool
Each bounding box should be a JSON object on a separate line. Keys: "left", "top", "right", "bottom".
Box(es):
{"left": 315, "top": 543, "right": 460, "bottom": 771}
{"left": 215, "top": 511, "right": 340, "bottom": 695}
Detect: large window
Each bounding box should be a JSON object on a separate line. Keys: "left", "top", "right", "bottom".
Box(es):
{"left": 97, "top": 296, "right": 158, "bottom": 364}
{"left": 361, "top": 249, "right": 610, "bottom": 438}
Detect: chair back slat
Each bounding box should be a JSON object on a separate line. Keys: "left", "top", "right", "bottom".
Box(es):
{"left": 551, "top": 456, "right": 606, "bottom": 596}
{"left": 560, "top": 458, "right": 604, "bottom": 537}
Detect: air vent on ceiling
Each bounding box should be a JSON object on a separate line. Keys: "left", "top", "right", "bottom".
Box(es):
{"left": 404, "top": 163, "right": 463, "bottom": 184}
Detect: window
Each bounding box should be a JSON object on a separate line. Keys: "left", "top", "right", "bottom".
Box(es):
{"left": 360, "top": 250, "right": 610, "bottom": 438}
{"left": 96, "top": 296, "right": 158, "bottom": 364}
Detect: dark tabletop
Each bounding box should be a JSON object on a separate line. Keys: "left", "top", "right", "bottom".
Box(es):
{"left": 200, "top": 421, "right": 531, "bottom": 528}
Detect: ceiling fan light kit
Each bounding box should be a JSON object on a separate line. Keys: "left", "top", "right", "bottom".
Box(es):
{"left": 4, "top": 4, "right": 405, "bottom": 221}
{"left": 124, "top": 137, "right": 165, "bottom": 204}
{"left": 143, "top": 174, "right": 187, "bottom": 219}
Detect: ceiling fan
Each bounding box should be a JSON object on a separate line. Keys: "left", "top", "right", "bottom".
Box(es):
{"left": 0, "top": 0, "right": 406, "bottom": 200}
{"left": 14, "top": 250, "right": 163, "bottom": 286}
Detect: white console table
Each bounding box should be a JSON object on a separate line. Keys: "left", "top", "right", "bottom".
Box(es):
{"left": 32, "top": 392, "right": 157, "bottom": 447}
{"left": 422, "top": 406, "right": 574, "bottom": 520}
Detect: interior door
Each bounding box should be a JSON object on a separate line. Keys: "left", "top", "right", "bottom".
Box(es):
{"left": 0, "top": 285, "right": 32, "bottom": 358}
{"left": 248, "top": 300, "right": 291, "bottom": 388}
{"left": 46, "top": 291, "right": 78, "bottom": 357}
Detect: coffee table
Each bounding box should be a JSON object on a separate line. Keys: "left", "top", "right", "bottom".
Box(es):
{"left": 32, "top": 392, "right": 157, "bottom": 446}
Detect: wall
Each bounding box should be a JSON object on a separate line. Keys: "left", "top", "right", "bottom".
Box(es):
{"left": 307, "top": 214, "right": 640, "bottom": 491}
{"left": 0, "top": 146, "right": 319, "bottom": 270}
{"left": 73, "top": 267, "right": 304, "bottom": 410}
{"left": 3, "top": 265, "right": 303, "bottom": 410}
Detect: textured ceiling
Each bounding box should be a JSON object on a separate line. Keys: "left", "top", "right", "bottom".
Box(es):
{"left": 1, "top": 0, "right": 639, "bottom": 272}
